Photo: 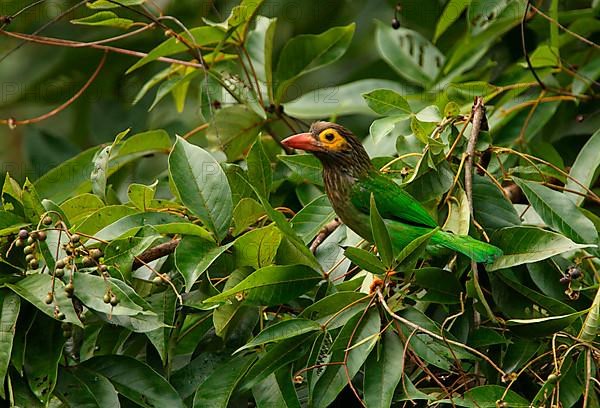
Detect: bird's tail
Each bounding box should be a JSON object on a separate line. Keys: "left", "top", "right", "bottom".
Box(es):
{"left": 431, "top": 230, "right": 503, "bottom": 264}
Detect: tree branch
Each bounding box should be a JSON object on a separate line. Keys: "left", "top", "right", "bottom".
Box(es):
{"left": 132, "top": 238, "right": 180, "bottom": 270}
{"left": 310, "top": 218, "right": 341, "bottom": 253}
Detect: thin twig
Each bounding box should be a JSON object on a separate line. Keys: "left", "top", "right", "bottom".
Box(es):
{"left": 376, "top": 289, "right": 507, "bottom": 377}
{"left": 530, "top": 4, "right": 600, "bottom": 50}
{"left": 1, "top": 51, "right": 107, "bottom": 127}
{"left": 0, "top": 30, "right": 204, "bottom": 69}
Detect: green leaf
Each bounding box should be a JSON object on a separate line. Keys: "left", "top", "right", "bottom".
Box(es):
{"left": 434, "top": 0, "right": 472, "bottom": 42}
{"left": 6, "top": 274, "right": 81, "bottom": 326}
{"left": 175, "top": 236, "right": 234, "bottom": 292}
{"left": 35, "top": 130, "right": 170, "bottom": 203}
{"left": 193, "top": 355, "right": 256, "bottom": 408}
{"left": 213, "top": 268, "right": 259, "bottom": 344}
{"left": 572, "top": 58, "right": 600, "bottom": 95}
{"left": 472, "top": 174, "right": 521, "bottom": 233}
{"left": 245, "top": 180, "right": 322, "bottom": 271}
{"left": 489, "top": 226, "right": 594, "bottom": 271}
{"left": 0, "top": 291, "right": 19, "bottom": 398}
{"left": 284, "top": 79, "right": 414, "bottom": 119}
{"left": 204, "top": 264, "right": 322, "bottom": 306}
{"left": 232, "top": 197, "right": 265, "bottom": 235}
{"left": 90, "top": 144, "right": 111, "bottom": 200}
{"left": 370, "top": 194, "right": 393, "bottom": 268}
{"left": 275, "top": 23, "right": 355, "bottom": 102}
{"left": 410, "top": 116, "right": 430, "bottom": 144}
{"left": 127, "top": 26, "right": 225, "bottom": 73}
{"left": 145, "top": 290, "right": 178, "bottom": 364}
{"left": 23, "top": 315, "right": 65, "bottom": 403}
{"left": 83, "top": 355, "right": 185, "bottom": 408}
{"left": 467, "top": 0, "right": 523, "bottom": 36}
{"left": 87, "top": 0, "right": 145, "bottom": 9}
{"left": 362, "top": 88, "right": 412, "bottom": 117}
{"left": 363, "top": 329, "right": 405, "bottom": 408}
{"left": 300, "top": 291, "right": 369, "bottom": 329}
{"left": 169, "top": 136, "right": 232, "bottom": 241}
{"left": 564, "top": 128, "right": 600, "bottom": 206}
{"left": 311, "top": 308, "right": 380, "bottom": 408}
{"left": 290, "top": 194, "right": 335, "bottom": 244}
{"left": 240, "top": 334, "right": 316, "bottom": 391}
{"left": 507, "top": 310, "right": 586, "bottom": 338}
{"left": 415, "top": 267, "right": 462, "bottom": 304}
{"left": 344, "top": 247, "right": 387, "bottom": 275}
{"left": 236, "top": 319, "right": 322, "bottom": 353}
{"left": 127, "top": 181, "right": 157, "bottom": 211}
{"left": 92, "top": 211, "right": 184, "bottom": 241}
{"left": 247, "top": 16, "right": 277, "bottom": 103}
{"left": 206, "top": 106, "right": 264, "bottom": 160}
{"left": 71, "top": 11, "right": 133, "bottom": 29}
{"left": 233, "top": 224, "right": 282, "bottom": 268}
{"left": 247, "top": 138, "right": 272, "bottom": 199}
{"left": 56, "top": 366, "right": 119, "bottom": 408}
{"left": 375, "top": 21, "right": 444, "bottom": 87}
{"left": 513, "top": 178, "right": 597, "bottom": 244}
{"left": 71, "top": 273, "right": 157, "bottom": 318}
{"left": 59, "top": 193, "right": 104, "bottom": 224}
{"left": 278, "top": 154, "right": 323, "bottom": 186}
{"left": 523, "top": 45, "right": 559, "bottom": 69}
{"left": 444, "top": 186, "right": 470, "bottom": 235}
{"left": 252, "top": 369, "right": 301, "bottom": 408}
{"left": 73, "top": 205, "right": 138, "bottom": 236}
{"left": 441, "top": 385, "right": 529, "bottom": 407}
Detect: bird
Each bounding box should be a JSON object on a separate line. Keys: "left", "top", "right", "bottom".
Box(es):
{"left": 281, "top": 121, "right": 502, "bottom": 264}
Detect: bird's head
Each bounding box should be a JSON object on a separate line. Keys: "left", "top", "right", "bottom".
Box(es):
{"left": 281, "top": 121, "right": 372, "bottom": 173}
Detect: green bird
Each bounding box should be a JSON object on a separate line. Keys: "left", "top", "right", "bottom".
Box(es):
{"left": 282, "top": 121, "right": 502, "bottom": 263}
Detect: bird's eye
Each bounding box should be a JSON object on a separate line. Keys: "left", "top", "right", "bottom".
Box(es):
{"left": 319, "top": 129, "right": 341, "bottom": 144}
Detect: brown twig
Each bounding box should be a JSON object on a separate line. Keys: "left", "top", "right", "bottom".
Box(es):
{"left": 1, "top": 51, "right": 107, "bottom": 127}
{"left": 0, "top": 30, "right": 204, "bottom": 69}
{"left": 530, "top": 4, "right": 600, "bottom": 50}
{"left": 310, "top": 218, "right": 341, "bottom": 253}
{"left": 465, "top": 97, "right": 497, "bottom": 325}
{"left": 132, "top": 238, "right": 180, "bottom": 270}
{"left": 376, "top": 289, "right": 507, "bottom": 377}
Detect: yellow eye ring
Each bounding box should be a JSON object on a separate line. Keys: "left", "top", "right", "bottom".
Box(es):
{"left": 319, "top": 129, "right": 341, "bottom": 143}
{"left": 318, "top": 128, "right": 347, "bottom": 151}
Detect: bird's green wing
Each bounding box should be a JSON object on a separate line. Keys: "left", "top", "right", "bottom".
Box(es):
{"left": 350, "top": 171, "right": 438, "bottom": 228}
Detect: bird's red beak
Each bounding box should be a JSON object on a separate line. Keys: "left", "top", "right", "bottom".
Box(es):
{"left": 281, "top": 132, "right": 318, "bottom": 152}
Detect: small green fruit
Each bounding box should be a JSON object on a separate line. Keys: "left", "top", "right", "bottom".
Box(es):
{"left": 55, "top": 268, "right": 65, "bottom": 278}
{"left": 25, "top": 254, "right": 35, "bottom": 262}
{"left": 70, "top": 234, "right": 80, "bottom": 244}
{"left": 23, "top": 245, "right": 34, "bottom": 255}
{"left": 37, "top": 231, "right": 47, "bottom": 241}
{"left": 15, "top": 238, "right": 25, "bottom": 248}
{"left": 45, "top": 293, "right": 54, "bottom": 304}
{"left": 110, "top": 295, "right": 119, "bottom": 306}
{"left": 57, "top": 312, "right": 66, "bottom": 321}
{"left": 42, "top": 216, "right": 52, "bottom": 225}
{"left": 103, "top": 293, "right": 111, "bottom": 304}
{"left": 29, "top": 259, "right": 39, "bottom": 269}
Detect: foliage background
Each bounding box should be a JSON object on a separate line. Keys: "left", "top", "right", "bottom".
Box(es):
{"left": 0, "top": 0, "right": 599, "bottom": 407}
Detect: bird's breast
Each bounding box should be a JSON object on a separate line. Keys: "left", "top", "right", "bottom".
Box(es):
{"left": 323, "top": 169, "right": 373, "bottom": 241}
